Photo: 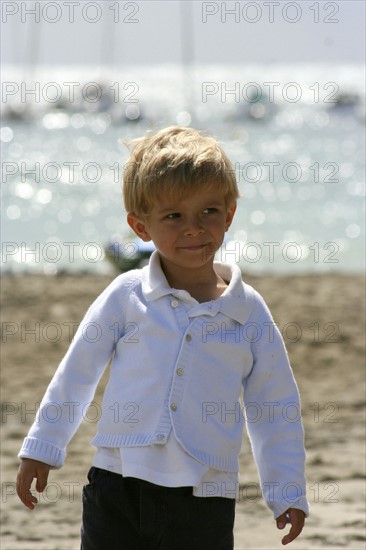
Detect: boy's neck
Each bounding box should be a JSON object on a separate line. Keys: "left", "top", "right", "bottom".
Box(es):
{"left": 159, "top": 257, "right": 228, "bottom": 303}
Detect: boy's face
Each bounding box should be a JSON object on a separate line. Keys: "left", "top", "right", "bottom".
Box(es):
{"left": 127, "top": 186, "right": 236, "bottom": 275}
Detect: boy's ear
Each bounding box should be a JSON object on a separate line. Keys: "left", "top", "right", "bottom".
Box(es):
{"left": 127, "top": 214, "right": 152, "bottom": 242}
{"left": 225, "top": 203, "right": 237, "bottom": 231}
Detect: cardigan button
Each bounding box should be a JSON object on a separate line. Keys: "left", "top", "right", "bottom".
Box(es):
{"left": 185, "top": 334, "right": 192, "bottom": 342}
{"left": 171, "top": 299, "right": 179, "bottom": 308}
{"left": 156, "top": 434, "right": 165, "bottom": 441}
{"left": 170, "top": 403, "right": 177, "bottom": 411}
{"left": 176, "top": 368, "right": 184, "bottom": 376}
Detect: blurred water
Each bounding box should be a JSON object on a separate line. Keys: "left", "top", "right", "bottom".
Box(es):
{"left": 1, "top": 64, "right": 365, "bottom": 274}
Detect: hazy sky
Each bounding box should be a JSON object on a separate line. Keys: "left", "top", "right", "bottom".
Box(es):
{"left": 2, "top": 0, "right": 365, "bottom": 67}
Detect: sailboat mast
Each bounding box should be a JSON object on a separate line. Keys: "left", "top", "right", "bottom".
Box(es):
{"left": 180, "top": 1, "right": 195, "bottom": 120}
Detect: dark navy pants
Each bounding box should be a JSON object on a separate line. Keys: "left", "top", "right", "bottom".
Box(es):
{"left": 81, "top": 467, "right": 235, "bottom": 550}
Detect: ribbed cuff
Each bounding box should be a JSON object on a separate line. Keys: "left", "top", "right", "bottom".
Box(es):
{"left": 272, "top": 495, "right": 310, "bottom": 519}
{"left": 18, "top": 437, "right": 65, "bottom": 469}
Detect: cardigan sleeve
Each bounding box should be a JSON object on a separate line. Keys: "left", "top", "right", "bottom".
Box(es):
{"left": 18, "top": 274, "right": 135, "bottom": 468}
{"left": 242, "top": 291, "right": 309, "bottom": 519}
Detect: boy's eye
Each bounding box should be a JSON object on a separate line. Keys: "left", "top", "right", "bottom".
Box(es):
{"left": 202, "top": 208, "right": 218, "bottom": 214}
{"left": 166, "top": 213, "right": 181, "bottom": 220}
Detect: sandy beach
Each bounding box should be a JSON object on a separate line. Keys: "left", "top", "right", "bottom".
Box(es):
{"left": 1, "top": 271, "right": 365, "bottom": 549}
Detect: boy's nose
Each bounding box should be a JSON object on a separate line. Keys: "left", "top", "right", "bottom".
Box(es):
{"left": 184, "top": 219, "right": 205, "bottom": 237}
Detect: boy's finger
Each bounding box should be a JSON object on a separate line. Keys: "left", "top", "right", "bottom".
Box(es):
{"left": 281, "top": 509, "right": 305, "bottom": 545}
{"left": 21, "top": 489, "right": 38, "bottom": 510}
{"left": 35, "top": 468, "right": 49, "bottom": 493}
{"left": 16, "top": 466, "right": 37, "bottom": 508}
{"left": 16, "top": 476, "right": 38, "bottom": 510}
{"left": 276, "top": 512, "right": 288, "bottom": 529}
{"left": 281, "top": 523, "right": 302, "bottom": 545}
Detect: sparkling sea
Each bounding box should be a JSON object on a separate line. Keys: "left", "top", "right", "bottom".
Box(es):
{"left": 1, "top": 63, "right": 365, "bottom": 274}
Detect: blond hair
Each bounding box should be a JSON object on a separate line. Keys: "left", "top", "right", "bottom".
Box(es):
{"left": 122, "top": 126, "right": 239, "bottom": 217}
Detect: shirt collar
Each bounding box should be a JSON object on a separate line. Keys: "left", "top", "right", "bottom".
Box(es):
{"left": 141, "top": 250, "right": 173, "bottom": 301}
{"left": 141, "top": 250, "right": 255, "bottom": 325}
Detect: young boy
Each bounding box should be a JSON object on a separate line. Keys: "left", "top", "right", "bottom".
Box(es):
{"left": 17, "top": 126, "right": 309, "bottom": 549}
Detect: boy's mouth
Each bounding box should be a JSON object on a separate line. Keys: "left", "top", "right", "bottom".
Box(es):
{"left": 178, "top": 244, "right": 208, "bottom": 251}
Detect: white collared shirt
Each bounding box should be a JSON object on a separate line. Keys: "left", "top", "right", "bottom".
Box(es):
{"left": 92, "top": 276, "right": 240, "bottom": 498}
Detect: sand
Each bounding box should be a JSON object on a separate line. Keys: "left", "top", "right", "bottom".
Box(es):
{"left": 1, "top": 271, "right": 365, "bottom": 549}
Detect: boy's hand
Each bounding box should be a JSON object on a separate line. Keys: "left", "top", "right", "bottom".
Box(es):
{"left": 276, "top": 508, "right": 305, "bottom": 545}
{"left": 16, "top": 458, "right": 51, "bottom": 510}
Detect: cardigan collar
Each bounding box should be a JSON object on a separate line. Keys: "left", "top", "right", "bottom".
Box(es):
{"left": 141, "top": 250, "right": 255, "bottom": 326}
